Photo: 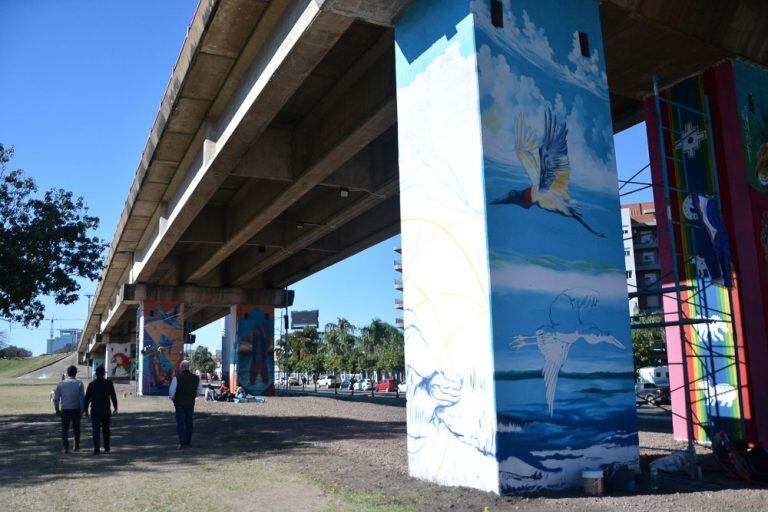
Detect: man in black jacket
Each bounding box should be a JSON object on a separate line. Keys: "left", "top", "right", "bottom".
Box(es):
{"left": 84, "top": 365, "right": 118, "bottom": 455}
{"left": 169, "top": 360, "right": 202, "bottom": 449}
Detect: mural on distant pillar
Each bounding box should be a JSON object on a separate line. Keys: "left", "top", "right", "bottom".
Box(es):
{"left": 395, "top": 0, "right": 638, "bottom": 495}
{"left": 232, "top": 305, "right": 274, "bottom": 396}
{"left": 139, "top": 301, "right": 184, "bottom": 396}
{"left": 92, "top": 356, "right": 105, "bottom": 373}
{"left": 106, "top": 343, "right": 132, "bottom": 380}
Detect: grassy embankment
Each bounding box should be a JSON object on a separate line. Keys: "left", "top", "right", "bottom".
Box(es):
{"left": 0, "top": 352, "right": 71, "bottom": 378}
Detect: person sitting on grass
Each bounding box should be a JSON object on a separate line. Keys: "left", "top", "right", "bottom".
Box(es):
{"left": 235, "top": 385, "right": 246, "bottom": 400}
{"left": 217, "top": 380, "right": 232, "bottom": 402}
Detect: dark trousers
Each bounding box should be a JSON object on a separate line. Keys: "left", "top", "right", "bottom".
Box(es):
{"left": 61, "top": 409, "right": 81, "bottom": 451}
{"left": 91, "top": 410, "right": 111, "bottom": 453}
{"left": 174, "top": 404, "right": 194, "bottom": 446}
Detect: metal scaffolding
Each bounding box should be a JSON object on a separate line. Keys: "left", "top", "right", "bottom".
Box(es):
{"left": 622, "top": 77, "right": 748, "bottom": 477}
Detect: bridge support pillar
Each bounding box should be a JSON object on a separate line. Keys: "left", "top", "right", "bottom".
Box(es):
{"left": 137, "top": 301, "right": 185, "bottom": 396}
{"left": 224, "top": 305, "right": 275, "bottom": 396}
{"left": 645, "top": 60, "right": 768, "bottom": 446}
{"left": 105, "top": 340, "right": 133, "bottom": 381}
{"left": 395, "top": 0, "right": 638, "bottom": 494}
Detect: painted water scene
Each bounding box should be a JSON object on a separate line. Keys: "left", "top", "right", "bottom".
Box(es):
{"left": 473, "top": 0, "right": 639, "bottom": 492}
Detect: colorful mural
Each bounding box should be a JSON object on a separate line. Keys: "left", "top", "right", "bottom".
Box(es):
{"left": 395, "top": 0, "right": 638, "bottom": 494}
{"left": 646, "top": 71, "right": 749, "bottom": 443}
{"left": 138, "top": 301, "right": 184, "bottom": 396}
{"left": 231, "top": 305, "right": 274, "bottom": 396}
{"left": 105, "top": 342, "right": 132, "bottom": 380}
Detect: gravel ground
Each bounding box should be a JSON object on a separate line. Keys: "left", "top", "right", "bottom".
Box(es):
{"left": 181, "top": 390, "right": 768, "bottom": 511}
{"left": 3, "top": 381, "right": 767, "bottom": 511}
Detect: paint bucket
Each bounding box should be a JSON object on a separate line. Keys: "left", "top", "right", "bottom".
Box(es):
{"left": 582, "top": 470, "right": 604, "bottom": 496}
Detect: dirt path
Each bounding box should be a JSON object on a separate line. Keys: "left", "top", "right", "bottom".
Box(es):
{"left": 1, "top": 381, "right": 766, "bottom": 511}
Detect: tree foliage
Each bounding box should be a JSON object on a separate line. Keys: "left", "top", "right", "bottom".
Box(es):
{"left": 631, "top": 310, "right": 666, "bottom": 371}
{"left": 0, "top": 144, "right": 105, "bottom": 326}
{"left": 278, "top": 317, "right": 405, "bottom": 378}
{"left": 0, "top": 345, "right": 33, "bottom": 358}
{"left": 190, "top": 345, "right": 216, "bottom": 374}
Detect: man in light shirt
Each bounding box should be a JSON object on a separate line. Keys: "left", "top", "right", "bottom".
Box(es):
{"left": 169, "top": 360, "right": 202, "bottom": 449}
{"left": 53, "top": 365, "right": 85, "bottom": 454}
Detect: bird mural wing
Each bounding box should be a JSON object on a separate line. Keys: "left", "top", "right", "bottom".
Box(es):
{"left": 514, "top": 113, "right": 541, "bottom": 189}
{"left": 538, "top": 109, "right": 571, "bottom": 200}
{"left": 537, "top": 331, "right": 572, "bottom": 417}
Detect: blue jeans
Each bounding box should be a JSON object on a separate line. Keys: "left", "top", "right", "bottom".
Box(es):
{"left": 174, "top": 404, "right": 194, "bottom": 446}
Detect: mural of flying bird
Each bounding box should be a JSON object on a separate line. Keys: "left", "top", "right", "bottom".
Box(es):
{"left": 490, "top": 109, "right": 605, "bottom": 237}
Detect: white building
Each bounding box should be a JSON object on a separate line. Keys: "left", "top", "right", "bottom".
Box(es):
{"left": 622, "top": 208, "right": 638, "bottom": 315}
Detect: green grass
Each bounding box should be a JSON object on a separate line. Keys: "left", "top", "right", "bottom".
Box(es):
{"left": 0, "top": 353, "right": 71, "bottom": 378}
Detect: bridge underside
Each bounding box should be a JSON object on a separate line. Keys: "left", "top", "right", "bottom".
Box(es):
{"left": 80, "top": 0, "right": 768, "bottom": 355}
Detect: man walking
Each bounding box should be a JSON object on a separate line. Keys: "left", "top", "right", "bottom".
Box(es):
{"left": 53, "top": 365, "right": 84, "bottom": 454}
{"left": 169, "top": 360, "right": 202, "bottom": 449}
{"left": 84, "top": 364, "right": 118, "bottom": 455}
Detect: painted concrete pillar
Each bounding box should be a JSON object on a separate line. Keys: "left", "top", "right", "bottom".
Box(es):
{"left": 645, "top": 60, "right": 768, "bottom": 445}
{"left": 137, "top": 301, "right": 185, "bottom": 396}
{"left": 395, "top": 0, "right": 638, "bottom": 494}
{"left": 105, "top": 341, "right": 133, "bottom": 380}
{"left": 226, "top": 305, "right": 275, "bottom": 396}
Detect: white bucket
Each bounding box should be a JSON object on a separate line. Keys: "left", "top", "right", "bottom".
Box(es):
{"left": 582, "top": 469, "right": 604, "bottom": 496}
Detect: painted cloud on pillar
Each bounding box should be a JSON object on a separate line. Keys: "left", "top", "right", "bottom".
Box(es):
{"left": 477, "top": 45, "right": 618, "bottom": 196}
{"left": 471, "top": 0, "right": 609, "bottom": 100}
{"left": 396, "top": 16, "right": 499, "bottom": 491}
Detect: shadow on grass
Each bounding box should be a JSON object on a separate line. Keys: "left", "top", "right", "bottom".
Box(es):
{"left": 0, "top": 409, "right": 406, "bottom": 488}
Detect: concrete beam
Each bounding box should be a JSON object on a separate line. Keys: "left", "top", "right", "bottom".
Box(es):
{"left": 130, "top": 2, "right": 353, "bottom": 285}
{"left": 184, "top": 40, "right": 396, "bottom": 283}
{"left": 263, "top": 195, "right": 400, "bottom": 287}
{"left": 122, "top": 283, "right": 294, "bottom": 308}
{"left": 315, "top": 0, "right": 413, "bottom": 27}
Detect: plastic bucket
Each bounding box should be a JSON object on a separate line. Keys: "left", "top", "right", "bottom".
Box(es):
{"left": 582, "top": 470, "right": 604, "bottom": 496}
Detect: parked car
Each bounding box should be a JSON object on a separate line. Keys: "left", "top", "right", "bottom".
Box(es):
{"left": 654, "top": 384, "right": 671, "bottom": 404}
{"left": 355, "top": 378, "right": 373, "bottom": 391}
{"left": 397, "top": 382, "right": 407, "bottom": 394}
{"left": 341, "top": 378, "right": 358, "bottom": 390}
{"left": 317, "top": 375, "right": 336, "bottom": 388}
{"left": 375, "top": 378, "right": 399, "bottom": 392}
{"left": 635, "top": 382, "right": 662, "bottom": 404}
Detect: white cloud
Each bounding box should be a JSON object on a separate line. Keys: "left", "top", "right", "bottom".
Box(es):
{"left": 471, "top": 0, "right": 609, "bottom": 100}
{"left": 491, "top": 260, "right": 628, "bottom": 298}
{"left": 477, "top": 46, "right": 619, "bottom": 194}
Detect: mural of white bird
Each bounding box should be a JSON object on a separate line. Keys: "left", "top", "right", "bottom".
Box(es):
{"left": 490, "top": 109, "right": 605, "bottom": 237}
{"left": 512, "top": 288, "right": 625, "bottom": 416}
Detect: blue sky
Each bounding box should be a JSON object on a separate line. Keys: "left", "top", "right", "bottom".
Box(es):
{"left": 0, "top": 1, "right": 652, "bottom": 355}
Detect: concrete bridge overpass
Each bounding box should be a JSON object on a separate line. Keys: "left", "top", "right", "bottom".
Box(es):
{"left": 76, "top": 0, "right": 768, "bottom": 496}
{"left": 79, "top": 0, "right": 768, "bottom": 356}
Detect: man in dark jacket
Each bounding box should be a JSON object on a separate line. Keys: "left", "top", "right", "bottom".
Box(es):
{"left": 169, "top": 360, "right": 202, "bottom": 449}
{"left": 84, "top": 364, "right": 118, "bottom": 455}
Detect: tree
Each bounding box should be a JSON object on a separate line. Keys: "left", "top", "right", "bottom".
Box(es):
{"left": 378, "top": 331, "right": 405, "bottom": 377}
{"left": 190, "top": 346, "right": 216, "bottom": 374}
{"left": 0, "top": 345, "right": 32, "bottom": 358}
{"left": 631, "top": 310, "right": 666, "bottom": 371}
{"left": 0, "top": 144, "right": 105, "bottom": 326}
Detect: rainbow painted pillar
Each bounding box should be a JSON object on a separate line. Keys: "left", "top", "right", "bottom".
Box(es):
{"left": 223, "top": 305, "right": 275, "bottom": 396}
{"left": 395, "top": 0, "right": 638, "bottom": 494}
{"left": 645, "top": 60, "right": 768, "bottom": 445}
{"left": 137, "top": 301, "right": 185, "bottom": 396}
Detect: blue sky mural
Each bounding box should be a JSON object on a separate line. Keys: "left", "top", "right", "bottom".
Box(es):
{"left": 473, "top": 0, "right": 639, "bottom": 492}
